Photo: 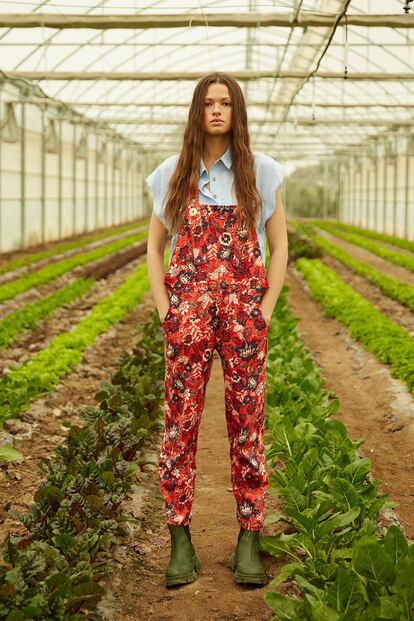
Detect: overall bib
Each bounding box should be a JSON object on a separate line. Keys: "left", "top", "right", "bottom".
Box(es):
{"left": 159, "top": 188, "right": 270, "bottom": 531}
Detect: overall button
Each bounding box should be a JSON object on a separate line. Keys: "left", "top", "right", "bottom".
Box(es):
{"left": 213, "top": 194, "right": 217, "bottom": 198}
{"left": 212, "top": 176, "right": 216, "bottom": 181}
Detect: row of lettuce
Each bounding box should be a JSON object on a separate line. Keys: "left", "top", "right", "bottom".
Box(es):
{"left": 0, "top": 221, "right": 145, "bottom": 277}
{"left": 311, "top": 219, "right": 414, "bottom": 264}
{"left": 0, "top": 230, "right": 148, "bottom": 305}
{"left": 0, "top": 262, "right": 149, "bottom": 425}
{"left": 317, "top": 220, "right": 414, "bottom": 253}
{"left": 287, "top": 223, "right": 414, "bottom": 394}
{"left": 289, "top": 222, "right": 414, "bottom": 313}
{"left": 0, "top": 312, "right": 166, "bottom": 620}
{"left": 262, "top": 286, "right": 414, "bottom": 620}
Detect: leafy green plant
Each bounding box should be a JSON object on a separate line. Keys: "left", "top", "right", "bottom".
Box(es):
{"left": 291, "top": 221, "right": 414, "bottom": 313}
{"left": 313, "top": 221, "right": 414, "bottom": 273}
{"left": 287, "top": 228, "right": 323, "bottom": 262}
{"left": 0, "top": 313, "right": 165, "bottom": 620}
{"left": 0, "top": 278, "right": 94, "bottom": 349}
{"left": 0, "top": 444, "right": 23, "bottom": 464}
{"left": 0, "top": 220, "right": 145, "bottom": 277}
{"left": 0, "top": 231, "right": 147, "bottom": 305}
{"left": 314, "top": 219, "right": 414, "bottom": 254}
{"left": 295, "top": 258, "right": 414, "bottom": 392}
{"left": 0, "top": 262, "right": 149, "bottom": 424}
{"left": 261, "top": 287, "right": 414, "bottom": 620}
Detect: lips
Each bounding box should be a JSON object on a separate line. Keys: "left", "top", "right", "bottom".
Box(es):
{"left": 211, "top": 120, "right": 224, "bottom": 124}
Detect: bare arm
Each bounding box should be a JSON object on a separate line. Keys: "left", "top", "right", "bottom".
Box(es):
{"left": 146, "top": 213, "right": 171, "bottom": 322}
{"left": 260, "top": 187, "right": 288, "bottom": 324}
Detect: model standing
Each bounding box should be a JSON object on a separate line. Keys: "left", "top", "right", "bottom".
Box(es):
{"left": 146, "top": 72, "right": 288, "bottom": 587}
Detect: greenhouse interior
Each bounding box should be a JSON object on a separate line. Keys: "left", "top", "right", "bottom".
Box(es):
{"left": 0, "top": 2, "right": 414, "bottom": 620}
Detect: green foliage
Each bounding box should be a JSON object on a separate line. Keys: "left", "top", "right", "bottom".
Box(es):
{"left": 283, "top": 164, "right": 338, "bottom": 218}
{"left": 0, "top": 263, "right": 149, "bottom": 424}
{"left": 0, "top": 220, "right": 144, "bottom": 276}
{"left": 0, "top": 231, "right": 147, "bottom": 304}
{"left": 287, "top": 228, "right": 323, "bottom": 262}
{"left": 0, "top": 444, "right": 23, "bottom": 463}
{"left": 313, "top": 221, "right": 414, "bottom": 274}
{"left": 262, "top": 287, "right": 414, "bottom": 620}
{"left": 292, "top": 221, "right": 414, "bottom": 313}
{"left": 295, "top": 258, "right": 414, "bottom": 392}
{"left": 0, "top": 278, "right": 95, "bottom": 349}
{"left": 315, "top": 219, "right": 414, "bottom": 254}
{"left": 0, "top": 314, "right": 165, "bottom": 619}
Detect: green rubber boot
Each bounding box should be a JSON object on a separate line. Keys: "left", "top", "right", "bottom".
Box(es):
{"left": 228, "top": 528, "right": 268, "bottom": 585}
{"left": 165, "top": 524, "right": 201, "bottom": 587}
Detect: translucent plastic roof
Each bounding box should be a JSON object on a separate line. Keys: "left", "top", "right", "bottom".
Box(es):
{"left": 1, "top": 0, "right": 413, "bottom": 162}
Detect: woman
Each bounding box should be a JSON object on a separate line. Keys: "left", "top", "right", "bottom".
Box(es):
{"left": 146, "top": 72, "right": 288, "bottom": 588}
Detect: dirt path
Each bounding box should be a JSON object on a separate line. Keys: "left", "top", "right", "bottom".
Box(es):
{"left": 315, "top": 227, "right": 414, "bottom": 287}
{"left": 286, "top": 267, "right": 414, "bottom": 539}
{"left": 99, "top": 352, "right": 287, "bottom": 621}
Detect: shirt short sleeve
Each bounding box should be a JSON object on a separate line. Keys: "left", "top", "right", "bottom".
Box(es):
{"left": 254, "top": 152, "right": 285, "bottom": 228}
{"left": 145, "top": 154, "right": 179, "bottom": 228}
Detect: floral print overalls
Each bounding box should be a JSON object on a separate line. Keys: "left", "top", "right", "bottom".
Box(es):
{"left": 158, "top": 187, "right": 270, "bottom": 531}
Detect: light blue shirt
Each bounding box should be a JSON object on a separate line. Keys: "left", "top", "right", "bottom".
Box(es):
{"left": 145, "top": 144, "right": 285, "bottom": 265}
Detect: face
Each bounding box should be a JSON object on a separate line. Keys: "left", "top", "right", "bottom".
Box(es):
{"left": 203, "top": 82, "right": 232, "bottom": 136}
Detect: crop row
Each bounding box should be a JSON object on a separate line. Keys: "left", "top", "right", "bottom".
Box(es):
{"left": 295, "top": 257, "right": 414, "bottom": 393}
{"left": 0, "top": 312, "right": 165, "bottom": 620}
{"left": 0, "top": 231, "right": 147, "bottom": 305}
{"left": 316, "top": 219, "right": 414, "bottom": 254}
{"left": 0, "top": 278, "right": 95, "bottom": 349}
{"left": 313, "top": 220, "right": 414, "bottom": 274}
{"left": 0, "top": 220, "right": 145, "bottom": 277}
{"left": 262, "top": 287, "right": 414, "bottom": 620}
{"left": 289, "top": 220, "right": 414, "bottom": 313}
{"left": 0, "top": 259, "right": 149, "bottom": 424}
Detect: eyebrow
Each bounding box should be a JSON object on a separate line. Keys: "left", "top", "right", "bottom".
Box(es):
{"left": 205, "top": 97, "right": 232, "bottom": 101}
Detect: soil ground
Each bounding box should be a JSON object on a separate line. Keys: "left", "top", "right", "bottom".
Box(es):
{"left": 1, "top": 257, "right": 414, "bottom": 619}
{"left": 98, "top": 266, "right": 414, "bottom": 620}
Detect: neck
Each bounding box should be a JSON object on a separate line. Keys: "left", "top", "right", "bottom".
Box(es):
{"left": 202, "top": 136, "right": 231, "bottom": 164}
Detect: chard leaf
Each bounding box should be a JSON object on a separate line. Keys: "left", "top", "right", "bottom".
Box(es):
{"left": 325, "top": 566, "right": 365, "bottom": 611}
{"left": 263, "top": 592, "right": 305, "bottom": 618}
{"left": 267, "top": 561, "right": 306, "bottom": 588}
{"left": 352, "top": 536, "right": 394, "bottom": 585}
{"left": 0, "top": 444, "right": 23, "bottom": 463}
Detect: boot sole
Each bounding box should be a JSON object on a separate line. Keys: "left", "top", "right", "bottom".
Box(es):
{"left": 165, "top": 554, "right": 201, "bottom": 587}
{"left": 227, "top": 551, "right": 268, "bottom": 585}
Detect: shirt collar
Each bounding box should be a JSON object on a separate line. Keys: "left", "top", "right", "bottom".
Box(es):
{"left": 200, "top": 143, "right": 232, "bottom": 174}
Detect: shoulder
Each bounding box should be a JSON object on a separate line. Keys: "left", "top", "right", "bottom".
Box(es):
{"left": 253, "top": 151, "right": 285, "bottom": 179}
{"left": 145, "top": 153, "right": 180, "bottom": 185}
{"left": 253, "top": 152, "right": 285, "bottom": 226}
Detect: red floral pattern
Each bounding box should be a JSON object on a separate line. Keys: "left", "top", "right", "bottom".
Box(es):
{"left": 158, "top": 188, "right": 270, "bottom": 531}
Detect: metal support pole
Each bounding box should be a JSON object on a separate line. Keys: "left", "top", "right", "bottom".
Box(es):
{"left": 393, "top": 146, "right": 398, "bottom": 236}
{"left": 84, "top": 129, "right": 88, "bottom": 233}
{"left": 404, "top": 135, "right": 410, "bottom": 239}
{"left": 41, "top": 107, "right": 46, "bottom": 243}
{"left": 58, "top": 118, "right": 63, "bottom": 238}
{"left": 20, "top": 101, "right": 26, "bottom": 248}
{"left": 95, "top": 131, "right": 99, "bottom": 228}
{"left": 72, "top": 124, "right": 77, "bottom": 234}
{"left": 374, "top": 142, "right": 379, "bottom": 232}
{"left": 383, "top": 152, "right": 387, "bottom": 234}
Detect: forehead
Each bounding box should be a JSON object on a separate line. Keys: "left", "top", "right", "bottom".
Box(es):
{"left": 205, "top": 83, "right": 231, "bottom": 99}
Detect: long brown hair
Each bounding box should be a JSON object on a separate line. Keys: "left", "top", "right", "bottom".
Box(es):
{"left": 163, "top": 72, "right": 263, "bottom": 236}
